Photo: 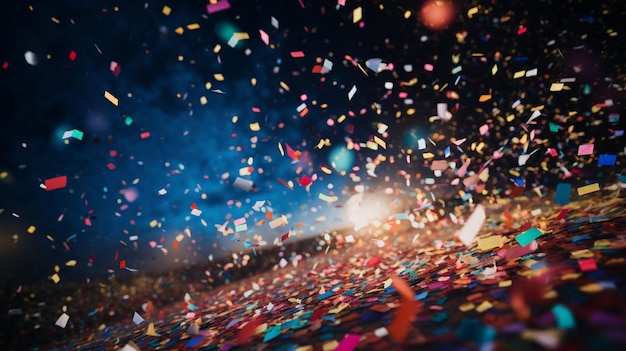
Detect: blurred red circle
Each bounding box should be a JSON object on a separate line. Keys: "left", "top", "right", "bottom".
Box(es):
{"left": 420, "top": 0, "right": 455, "bottom": 30}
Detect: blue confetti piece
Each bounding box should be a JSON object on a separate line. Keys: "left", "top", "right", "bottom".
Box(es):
{"left": 317, "top": 291, "right": 335, "bottom": 300}
{"left": 598, "top": 154, "right": 617, "bottom": 166}
{"left": 185, "top": 337, "right": 205, "bottom": 348}
{"left": 456, "top": 319, "right": 496, "bottom": 345}
{"left": 414, "top": 291, "right": 428, "bottom": 301}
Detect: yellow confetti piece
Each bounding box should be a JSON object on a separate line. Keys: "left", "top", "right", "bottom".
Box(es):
{"left": 543, "top": 290, "right": 558, "bottom": 299}
{"left": 214, "top": 73, "right": 225, "bottom": 81}
{"left": 491, "top": 64, "right": 498, "bottom": 75}
{"left": 149, "top": 219, "right": 158, "bottom": 228}
{"left": 320, "top": 166, "right": 332, "bottom": 174}
{"left": 513, "top": 70, "right": 526, "bottom": 79}
{"left": 147, "top": 322, "right": 161, "bottom": 336}
{"left": 27, "top": 225, "right": 36, "bottom": 234}
{"left": 46, "top": 235, "right": 54, "bottom": 241}
{"left": 366, "top": 141, "right": 378, "bottom": 150}
{"left": 249, "top": 122, "right": 261, "bottom": 131}
{"left": 550, "top": 83, "right": 564, "bottom": 91}
{"left": 561, "top": 272, "right": 582, "bottom": 280}
{"left": 323, "top": 340, "right": 339, "bottom": 351}
{"left": 403, "top": 10, "right": 411, "bottom": 19}
{"left": 279, "top": 81, "right": 290, "bottom": 91}
{"left": 593, "top": 239, "right": 611, "bottom": 247}
{"left": 458, "top": 302, "right": 475, "bottom": 312}
{"left": 570, "top": 249, "right": 593, "bottom": 259}
{"left": 374, "top": 136, "right": 386, "bottom": 149}
{"left": 476, "top": 300, "right": 493, "bottom": 313}
{"left": 174, "top": 26, "right": 184, "bottom": 35}
{"left": 499, "top": 280, "right": 512, "bottom": 288}
{"left": 200, "top": 96, "right": 207, "bottom": 105}
{"left": 104, "top": 91, "right": 119, "bottom": 106}
{"left": 476, "top": 235, "right": 503, "bottom": 251}
{"left": 318, "top": 193, "right": 338, "bottom": 203}
{"left": 51, "top": 273, "right": 60, "bottom": 284}
{"left": 65, "top": 260, "right": 77, "bottom": 266}
{"left": 467, "top": 6, "right": 478, "bottom": 18}
{"left": 353, "top": 7, "right": 362, "bottom": 23}
{"left": 577, "top": 183, "right": 600, "bottom": 196}
{"left": 422, "top": 152, "right": 435, "bottom": 159}
{"left": 186, "top": 23, "right": 200, "bottom": 30}
{"left": 579, "top": 283, "right": 602, "bottom": 293}
{"left": 161, "top": 5, "right": 171, "bottom": 16}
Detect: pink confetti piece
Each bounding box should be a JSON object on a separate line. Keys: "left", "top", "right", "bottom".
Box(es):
{"left": 577, "top": 143, "right": 594, "bottom": 156}
{"left": 334, "top": 334, "right": 361, "bottom": 351}
{"left": 479, "top": 124, "right": 489, "bottom": 135}
{"left": 140, "top": 132, "right": 150, "bottom": 139}
{"left": 259, "top": 29, "right": 269, "bottom": 45}
{"left": 424, "top": 63, "right": 434, "bottom": 71}
{"left": 206, "top": 0, "right": 230, "bottom": 14}
{"left": 290, "top": 51, "right": 305, "bottom": 58}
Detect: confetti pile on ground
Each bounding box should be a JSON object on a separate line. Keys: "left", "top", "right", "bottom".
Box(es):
{"left": 0, "top": 0, "right": 625, "bottom": 350}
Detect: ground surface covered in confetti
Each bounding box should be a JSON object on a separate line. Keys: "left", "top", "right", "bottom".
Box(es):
{"left": 5, "top": 192, "right": 625, "bottom": 351}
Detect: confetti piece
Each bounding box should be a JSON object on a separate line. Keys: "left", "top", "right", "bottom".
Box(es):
{"left": 455, "top": 204, "right": 486, "bottom": 246}
{"left": 140, "top": 132, "right": 150, "bottom": 139}
{"left": 161, "top": 5, "right": 171, "bottom": 15}
{"left": 552, "top": 305, "right": 575, "bottom": 329}
{"left": 577, "top": 183, "right": 600, "bottom": 196}
{"left": 352, "top": 7, "right": 362, "bottom": 23}
{"left": 348, "top": 85, "right": 357, "bottom": 100}
{"left": 259, "top": 29, "right": 269, "bottom": 45}
{"left": 207, "top": 0, "right": 231, "bottom": 14}
{"left": 44, "top": 176, "right": 67, "bottom": 191}
{"left": 515, "top": 227, "right": 543, "bottom": 247}
{"left": 55, "top": 313, "right": 70, "bottom": 328}
{"left": 132, "top": 312, "right": 144, "bottom": 325}
{"left": 318, "top": 193, "right": 338, "bottom": 203}
{"left": 577, "top": 143, "right": 594, "bottom": 156}
{"left": 24, "top": 51, "right": 38, "bottom": 65}
{"left": 249, "top": 122, "right": 261, "bottom": 131}
{"left": 476, "top": 235, "right": 503, "bottom": 251}
{"left": 335, "top": 334, "right": 361, "bottom": 351}
{"left": 597, "top": 154, "right": 616, "bottom": 166}
{"left": 290, "top": 51, "right": 305, "bottom": 58}
{"left": 104, "top": 90, "right": 119, "bottom": 106}
{"left": 233, "top": 177, "right": 254, "bottom": 191}
{"left": 227, "top": 32, "right": 250, "bottom": 47}
{"left": 555, "top": 183, "right": 571, "bottom": 205}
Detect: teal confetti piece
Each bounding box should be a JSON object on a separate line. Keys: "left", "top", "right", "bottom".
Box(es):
{"left": 515, "top": 227, "right": 543, "bottom": 247}
{"left": 552, "top": 304, "right": 575, "bottom": 329}
{"left": 555, "top": 183, "right": 571, "bottom": 205}
{"left": 263, "top": 325, "right": 282, "bottom": 342}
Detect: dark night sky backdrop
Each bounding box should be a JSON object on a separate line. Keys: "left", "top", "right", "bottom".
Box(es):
{"left": 0, "top": 0, "right": 624, "bottom": 285}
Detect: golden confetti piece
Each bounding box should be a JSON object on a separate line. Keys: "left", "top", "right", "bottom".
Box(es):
{"left": 149, "top": 219, "right": 158, "bottom": 228}
{"left": 579, "top": 283, "right": 602, "bottom": 293}
{"left": 498, "top": 280, "right": 512, "bottom": 288}
{"left": 279, "top": 81, "right": 290, "bottom": 91}
{"left": 174, "top": 26, "right": 184, "bottom": 35}
{"left": 147, "top": 322, "right": 161, "bottom": 336}
{"left": 403, "top": 10, "right": 411, "bottom": 19}
{"left": 249, "top": 122, "right": 261, "bottom": 131}
{"left": 186, "top": 23, "right": 200, "bottom": 30}
{"left": 46, "top": 235, "right": 54, "bottom": 241}
{"left": 161, "top": 5, "right": 171, "bottom": 16}
{"left": 476, "top": 300, "right": 493, "bottom": 313}
{"left": 561, "top": 272, "right": 582, "bottom": 280}
{"left": 491, "top": 64, "right": 498, "bottom": 75}
{"left": 27, "top": 225, "right": 36, "bottom": 234}
{"left": 570, "top": 249, "right": 593, "bottom": 258}
{"left": 51, "top": 273, "right": 60, "bottom": 284}
{"left": 353, "top": 7, "right": 362, "bottom": 23}
{"left": 200, "top": 96, "right": 207, "bottom": 105}
{"left": 65, "top": 260, "right": 77, "bottom": 266}
{"left": 104, "top": 90, "right": 119, "bottom": 106}
{"left": 478, "top": 94, "right": 491, "bottom": 102}
{"left": 459, "top": 303, "right": 475, "bottom": 312}
{"left": 577, "top": 183, "right": 600, "bottom": 196}
{"left": 214, "top": 73, "right": 224, "bottom": 81}
{"left": 477, "top": 235, "right": 503, "bottom": 251}
{"left": 467, "top": 6, "right": 478, "bottom": 18}
{"left": 213, "top": 44, "right": 221, "bottom": 53}
{"left": 550, "top": 83, "right": 564, "bottom": 91}
{"left": 374, "top": 136, "right": 386, "bottom": 149}
{"left": 318, "top": 193, "right": 338, "bottom": 203}
{"left": 320, "top": 166, "right": 332, "bottom": 174}
{"left": 513, "top": 70, "right": 526, "bottom": 79}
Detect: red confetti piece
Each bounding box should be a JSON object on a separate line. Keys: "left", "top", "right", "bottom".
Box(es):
{"left": 557, "top": 209, "right": 569, "bottom": 220}
{"left": 85, "top": 217, "right": 92, "bottom": 226}
{"left": 69, "top": 50, "right": 77, "bottom": 61}
{"left": 44, "top": 176, "right": 67, "bottom": 191}
{"left": 119, "top": 260, "right": 126, "bottom": 269}
{"left": 107, "top": 163, "right": 116, "bottom": 170}
{"left": 2, "top": 61, "right": 9, "bottom": 69}
{"left": 299, "top": 175, "right": 313, "bottom": 187}
{"left": 290, "top": 51, "right": 305, "bottom": 58}
{"left": 517, "top": 27, "right": 527, "bottom": 35}
{"left": 140, "top": 132, "right": 150, "bottom": 139}
{"left": 281, "top": 231, "right": 290, "bottom": 241}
